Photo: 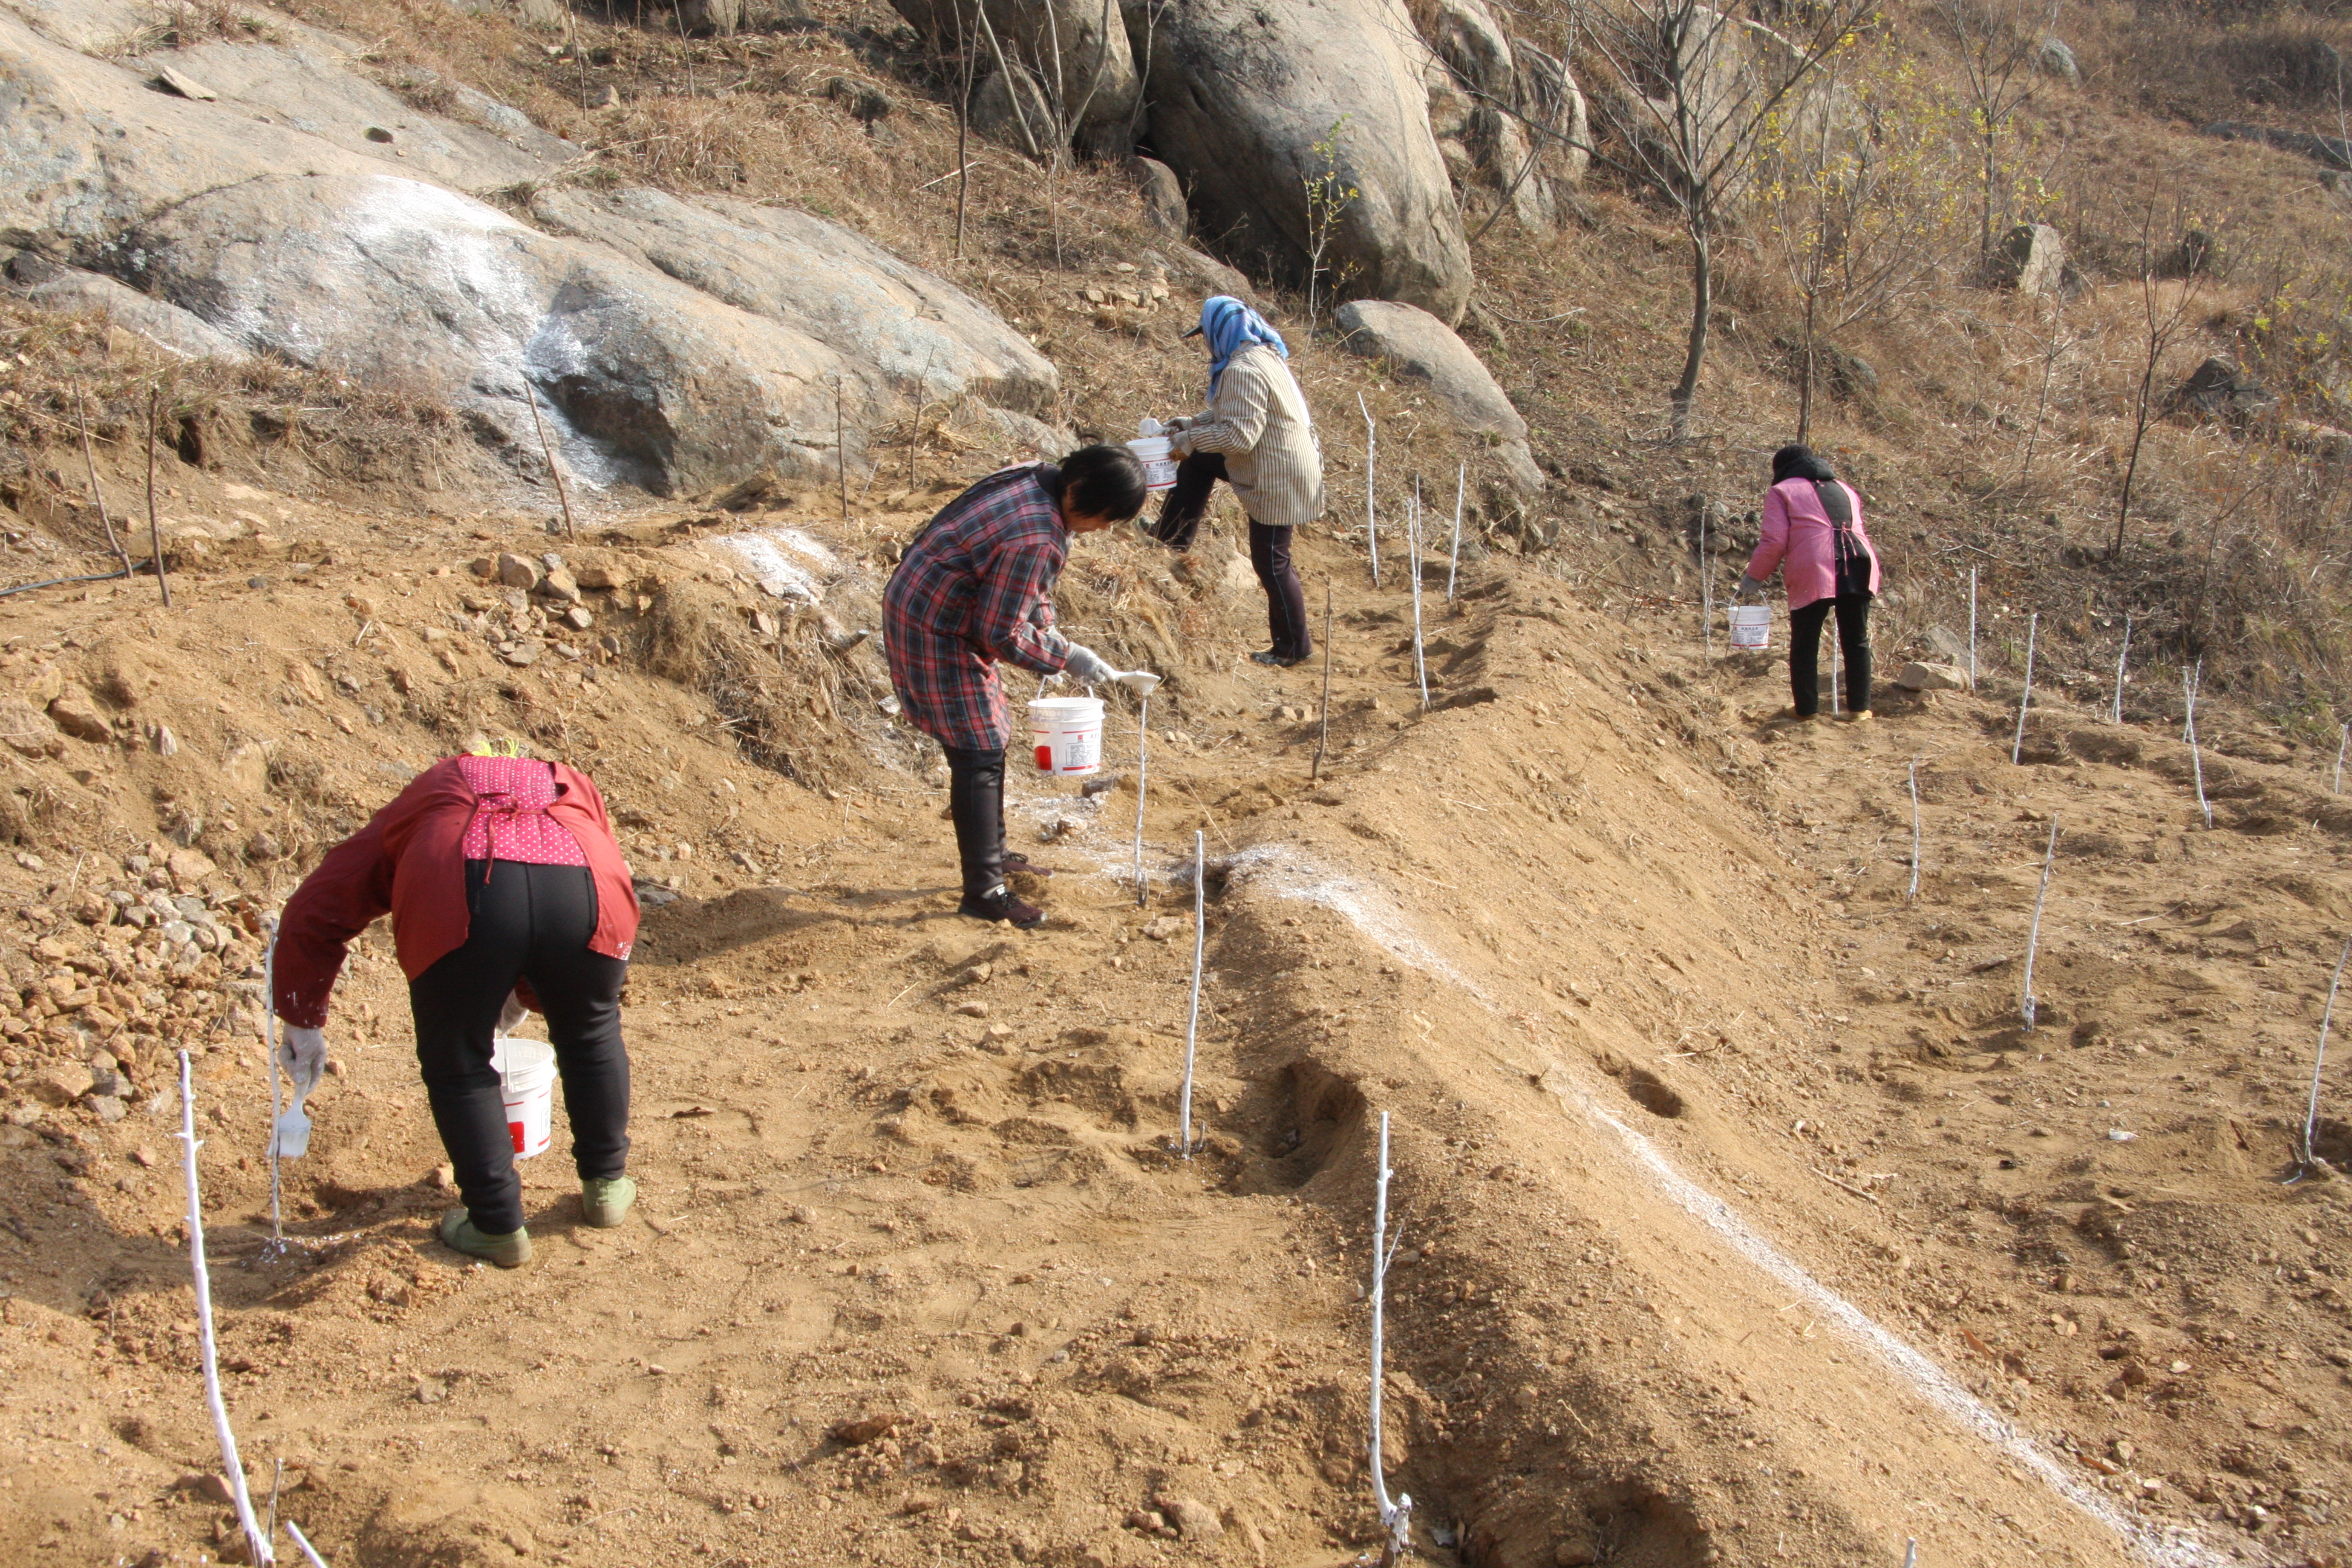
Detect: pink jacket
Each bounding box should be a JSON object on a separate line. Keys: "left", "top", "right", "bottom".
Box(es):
{"left": 1745, "top": 477, "right": 1881, "bottom": 611}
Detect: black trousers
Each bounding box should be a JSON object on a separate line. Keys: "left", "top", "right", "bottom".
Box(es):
{"left": 1788, "top": 595, "right": 1873, "bottom": 717}
{"left": 409, "top": 860, "right": 630, "bottom": 1235}
{"left": 1151, "top": 451, "right": 1312, "bottom": 661}
{"left": 942, "top": 743, "right": 1007, "bottom": 901}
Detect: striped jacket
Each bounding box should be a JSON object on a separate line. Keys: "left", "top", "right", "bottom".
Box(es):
{"left": 1172, "top": 344, "right": 1325, "bottom": 528}
{"left": 884, "top": 463, "right": 1076, "bottom": 751}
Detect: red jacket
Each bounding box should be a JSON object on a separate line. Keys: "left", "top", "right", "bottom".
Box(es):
{"left": 271, "top": 757, "right": 638, "bottom": 1028}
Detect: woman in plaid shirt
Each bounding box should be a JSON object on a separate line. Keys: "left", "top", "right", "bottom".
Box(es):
{"left": 886, "top": 446, "right": 1152, "bottom": 927}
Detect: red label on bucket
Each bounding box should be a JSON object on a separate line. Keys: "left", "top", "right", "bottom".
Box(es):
{"left": 1034, "top": 744, "right": 1053, "bottom": 771}
{"left": 509, "top": 1120, "right": 526, "bottom": 1154}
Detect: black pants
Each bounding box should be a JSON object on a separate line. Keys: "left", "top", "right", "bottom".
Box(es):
{"left": 1151, "top": 451, "right": 1311, "bottom": 661}
{"left": 409, "top": 860, "right": 630, "bottom": 1235}
{"left": 942, "top": 743, "right": 1007, "bottom": 901}
{"left": 1789, "top": 595, "right": 1873, "bottom": 717}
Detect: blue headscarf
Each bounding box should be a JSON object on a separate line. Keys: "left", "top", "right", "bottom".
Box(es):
{"left": 1197, "top": 295, "right": 1289, "bottom": 396}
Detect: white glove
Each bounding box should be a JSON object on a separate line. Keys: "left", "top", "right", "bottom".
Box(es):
{"left": 1063, "top": 644, "right": 1117, "bottom": 685}
{"left": 270, "top": 1024, "right": 325, "bottom": 1159}
{"left": 277, "top": 1025, "right": 325, "bottom": 1099}
{"left": 1112, "top": 670, "right": 1163, "bottom": 696}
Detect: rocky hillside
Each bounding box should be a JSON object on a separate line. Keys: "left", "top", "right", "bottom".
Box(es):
{"left": 4, "top": 0, "right": 2352, "bottom": 1566}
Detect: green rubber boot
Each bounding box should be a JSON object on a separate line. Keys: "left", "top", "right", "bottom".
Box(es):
{"left": 581, "top": 1175, "right": 636, "bottom": 1229}
{"left": 439, "top": 1207, "right": 532, "bottom": 1268}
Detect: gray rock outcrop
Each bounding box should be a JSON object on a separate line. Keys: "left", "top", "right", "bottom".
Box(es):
{"left": 5, "top": 260, "right": 238, "bottom": 359}
{"left": 1128, "top": 0, "right": 1472, "bottom": 323}
{"left": 2034, "top": 36, "right": 2079, "bottom": 86}
{"left": 0, "top": 3, "right": 1057, "bottom": 497}
{"left": 2166, "top": 356, "right": 2275, "bottom": 426}
{"left": 1334, "top": 299, "right": 1541, "bottom": 495}
{"left": 893, "top": 0, "right": 1139, "bottom": 152}
{"left": 1991, "top": 223, "right": 2067, "bottom": 297}
{"left": 1420, "top": 0, "right": 1586, "bottom": 235}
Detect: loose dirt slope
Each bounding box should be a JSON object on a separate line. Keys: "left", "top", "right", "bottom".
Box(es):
{"left": 2, "top": 475, "right": 2347, "bottom": 1568}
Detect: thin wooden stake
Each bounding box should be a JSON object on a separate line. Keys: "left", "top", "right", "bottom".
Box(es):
{"left": 1175, "top": 831, "right": 1204, "bottom": 1158}
{"left": 2010, "top": 612, "right": 2037, "bottom": 764}
{"left": 2297, "top": 934, "right": 2351, "bottom": 1175}
{"left": 263, "top": 923, "right": 283, "bottom": 1255}
{"left": 1408, "top": 480, "right": 1428, "bottom": 711}
{"left": 521, "top": 382, "right": 577, "bottom": 543}
{"left": 1907, "top": 759, "right": 1922, "bottom": 903}
{"left": 1368, "top": 1110, "right": 1413, "bottom": 1563}
{"left": 837, "top": 376, "right": 850, "bottom": 522}
{"left": 179, "top": 1052, "right": 273, "bottom": 1564}
{"left": 2184, "top": 661, "right": 2212, "bottom": 829}
{"left": 2336, "top": 723, "right": 2347, "bottom": 795}
{"left": 74, "top": 381, "right": 132, "bottom": 573}
{"left": 1446, "top": 462, "right": 1463, "bottom": 601}
{"left": 1903, "top": 1542, "right": 1918, "bottom": 1568}
{"left": 1967, "top": 567, "right": 1978, "bottom": 689}
{"left": 668, "top": 0, "right": 697, "bottom": 97}
{"left": 1359, "top": 392, "right": 1380, "bottom": 586}
{"left": 1699, "top": 496, "right": 1714, "bottom": 661}
{"left": 144, "top": 385, "right": 171, "bottom": 607}
{"left": 1132, "top": 693, "right": 1150, "bottom": 907}
{"left": 2111, "top": 615, "right": 2131, "bottom": 724}
{"left": 1312, "top": 581, "right": 1334, "bottom": 782}
{"left": 2022, "top": 817, "right": 2058, "bottom": 1031}
{"left": 1830, "top": 621, "right": 1842, "bottom": 717}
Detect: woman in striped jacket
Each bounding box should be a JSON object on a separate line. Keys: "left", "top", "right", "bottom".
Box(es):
{"left": 1150, "top": 296, "right": 1327, "bottom": 667}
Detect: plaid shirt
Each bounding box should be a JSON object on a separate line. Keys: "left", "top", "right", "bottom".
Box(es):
{"left": 884, "top": 463, "right": 1076, "bottom": 751}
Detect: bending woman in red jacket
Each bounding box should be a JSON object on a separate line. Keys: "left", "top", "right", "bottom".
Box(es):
{"left": 272, "top": 745, "right": 640, "bottom": 1267}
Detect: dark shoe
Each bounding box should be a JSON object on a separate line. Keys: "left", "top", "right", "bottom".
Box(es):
{"left": 1251, "top": 650, "right": 1309, "bottom": 667}
{"left": 581, "top": 1175, "right": 636, "bottom": 1229}
{"left": 439, "top": 1207, "right": 531, "bottom": 1267}
{"left": 958, "top": 884, "right": 1045, "bottom": 929}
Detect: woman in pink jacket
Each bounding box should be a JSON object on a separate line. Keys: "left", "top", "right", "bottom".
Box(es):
{"left": 1738, "top": 444, "right": 1883, "bottom": 720}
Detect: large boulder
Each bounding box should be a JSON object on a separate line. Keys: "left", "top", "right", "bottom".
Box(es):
{"left": 0, "top": 7, "right": 1057, "bottom": 495}
{"left": 1334, "top": 299, "right": 1541, "bottom": 495}
{"left": 1127, "top": 0, "right": 1472, "bottom": 324}
{"left": 525, "top": 186, "right": 1055, "bottom": 415}
{"left": 892, "top": 0, "right": 1139, "bottom": 152}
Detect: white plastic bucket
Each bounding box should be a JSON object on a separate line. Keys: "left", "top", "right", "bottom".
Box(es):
{"left": 1126, "top": 435, "right": 1178, "bottom": 494}
{"left": 1030, "top": 696, "right": 1104, "bottom": 776}
{"left": 1728, "top": 604, "right": 1772, "bottom": 651}
{"left": 492, "top": 1036, "right": 557, "bottom": 1160}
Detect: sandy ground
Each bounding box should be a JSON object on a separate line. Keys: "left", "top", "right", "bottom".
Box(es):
{"left": 0, "top": 475, "right": 2347, "bottom": 1568}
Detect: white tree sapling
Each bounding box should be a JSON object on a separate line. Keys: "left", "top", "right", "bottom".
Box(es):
{"left": 2022, "top": 817, "right": 2057, "bottom": 1030}
{"left": 1176, "top": 831, "right": 1204, "bottom": 1157}
{"left": 2011, "top": 611, "right": 2037, "bottom": 764}
{"left": 2297, "top": 935, "right": 2351, "bottom": 1177}
{"left": 2184, "top": 661, "right": 2213, "bottom": 828}
{"left": 1368, "top": 1111, "right": 1413, "bottom": 1563}
{"left": 180, "top": 1051, "right": 276, "bottom": 1565}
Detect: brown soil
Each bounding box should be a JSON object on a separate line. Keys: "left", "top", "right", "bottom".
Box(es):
{"left": 1, "top": 451, "right": 2347, "bottom": 1568}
